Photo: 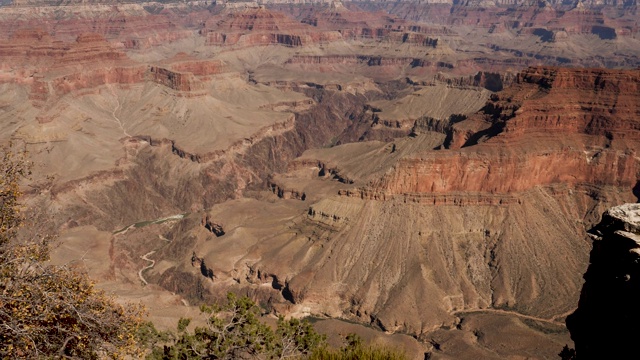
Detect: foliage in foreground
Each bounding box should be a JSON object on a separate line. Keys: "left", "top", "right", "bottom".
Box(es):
{"left": 148, "top": 293, "right": 406, "bottom": 360}
{"left": 0, "top": 146, "right": 405, "bottom": 359}
{"left": 309, "top": 333, "right": 407, "bottom": 360}
{"left": 0, "top": 147, "right": 146, "bottom": 359}
{"left": 147, "top": 292, "right": 325, "bottom": 359}
{"left": 559, "top": 345, "right": 576, "bottom": 360}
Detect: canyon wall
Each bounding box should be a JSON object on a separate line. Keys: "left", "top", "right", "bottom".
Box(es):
{"left": 147, "top": 66, "right": 204, "bottom": 92}
{"left": 2, "top": 1, "right": 639, "bottom": 355}
{"left": 135, "top": 67, "right": 640, "bottom": 341}
{"left": 359, "top": 67, "right": 640, "bottom": 200}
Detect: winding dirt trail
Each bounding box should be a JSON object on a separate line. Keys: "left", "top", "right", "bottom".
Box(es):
{"left": 453, "top": 307, "right": 576, "bottom": 325}
{"left": 139, "top": 251, "right": 156, "bottom": 285}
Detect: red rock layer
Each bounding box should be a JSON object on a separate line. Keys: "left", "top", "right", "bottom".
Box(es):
{"left": 212, "top": 6, "right": 308, "bottom": 32}
{"left": 1, "top": 10, "right": 183, "bottom": 43}
{"left": 52, "top": 67, "right": 146, "bottom": 95}
{"left": 357, "top": 2, "right": 638, "bottom": 38}
{"left": 147, "top": 66, "right": 204, "bottom": 92}
{"left": 300, "top": 4, "right": 442, "bottom": 45}
{"left": 170, "top": 60, "right": 225, "bottom": 77}
{"left": 0, "top": 30, "right": 227, "bottom": 100}
{"left": 200, "top": 4, "right": 440, "bottom": 48}
{"left": 358, "top": 67, "right": 640, "bottom": 198}
{"left": 0, "top": 31, "right": 128, "bottom": 69}
{"left": 200, "top": 6, "right": 319, "bottom": 47}
{"left": 503, "top": 67, "right": 640, "bottom": 138}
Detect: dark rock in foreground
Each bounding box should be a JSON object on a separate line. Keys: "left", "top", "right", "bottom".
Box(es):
{"left": 567, "top": 203, "right": 640, "bottom": 359}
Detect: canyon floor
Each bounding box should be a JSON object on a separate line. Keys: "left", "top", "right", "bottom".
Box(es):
{"left": 2, "top": 0, "right": 640, "bottom": 358}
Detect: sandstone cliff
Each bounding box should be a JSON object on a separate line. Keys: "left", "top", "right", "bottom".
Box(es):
{"left": 200, "top": 6, "right": 316, "bottom": 47}
{"left": 358, "top": 67, "right": 640, "bottom": 200}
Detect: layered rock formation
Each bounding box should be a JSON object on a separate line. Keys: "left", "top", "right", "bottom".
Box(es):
{"left": 199, "top": 3, "right": 443, "bottom": 49}
{"left": 147, "top": 66, "right": 204, "bottom": 93}
{"left": 353, "top": 67, "right": 640, "bottom": 201}
{"left": 357, "top": 0, "right": 638, "bottom": 37}
{"left": 2, "top": 0, "right": 640, "bottom": 357}
{"left": 0, "top": 29, "right": 230, "bottom": 102}
{"left": 352, "top": 0, "right": 640, "bottom": 69}
{"left": 200, "top": 5, "right": 317, "bottom": 46}
{"left": 0, "top": 30, "right": 129, "bottom": 70}
{"left": 567, "top": 203, "right": 640, "bottom": 359}
{"left": 299, "top": 1, "right": 443, "bottom": 45}
{"left": 127, "top": 66, "right": 638, "bottom": 352}
{"left": 0, "top": 2, "right": 194, "bottom": 44}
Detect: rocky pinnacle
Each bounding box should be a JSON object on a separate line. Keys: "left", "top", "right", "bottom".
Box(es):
{"left": 567, "top": 203, "right": 640, "bottom": 359}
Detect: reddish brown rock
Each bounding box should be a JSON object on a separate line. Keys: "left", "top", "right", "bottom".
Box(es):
{"left": 51, "top": 66, "right": 146, "bottom": 95}
{"left": 353, "top": 67, "right": 640, "bottom": 199}
{"left": 0, "top": 31, "right": 127, "bottom": 69}
{"left": 200, "top": 6, "right": 316, "bottom": 47}
{"left": 359, "top": 1, "right": 638, "bottom": 38}
{"left": 147, "top": 66, "right": 204, "bottom": 92}
{"left": 299, "top": 2, "right": 443, "bottom": 46}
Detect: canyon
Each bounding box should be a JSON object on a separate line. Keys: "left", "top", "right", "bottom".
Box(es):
{"left": 0, "top": 0, "right": 638, "bottom": 358}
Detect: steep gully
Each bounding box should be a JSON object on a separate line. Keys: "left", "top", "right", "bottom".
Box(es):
{"left": 107, "top": 82, "right": 131, "bottom": 139}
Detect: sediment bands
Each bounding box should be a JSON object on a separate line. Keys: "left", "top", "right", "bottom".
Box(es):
{"left": 366, "top": 146, "right": 636, "bottom": 196}
{"left": 359, "top": 67, "right": 640, "bottom": 198}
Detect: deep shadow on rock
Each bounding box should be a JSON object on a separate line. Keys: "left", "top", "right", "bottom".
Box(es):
{"left": 567, "top": 203, "right": 640, "bottom": 359}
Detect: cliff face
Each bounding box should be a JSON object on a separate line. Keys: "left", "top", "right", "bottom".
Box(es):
{"left": 567, "top": 203, "right": 640, "bottom": 359}
{"left": 356, "top": 1, "right": 638, "bottom": 38}
{"left": 200, "top": 6, "right": 316, "bottom": 47}
{"left": 0, "top": 31, "right": 128, "bottom": 69}
{"left": 199, "top": 4, "right": 443, "bottom": 49}
{"left": 361, "top": 67, "right": 640, "bottom": 199}
{"left": 0, "top": 30, "right": 230, "bottom": 101}
{"left": 136, "top": 67, "right": 638, "bottom": 344}
{"left": 227, "top": 67, "right": 639, "bottom": 337}
{"left": 147, "top": 66, "right": 204, "bottom": 93}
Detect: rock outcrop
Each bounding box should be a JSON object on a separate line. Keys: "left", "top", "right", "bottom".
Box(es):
{"left": 567, "top": 203, "right": 640, "bottom": 359}
{"left": 0, "top": 31, "right": 129, "bottom": 69}
{"left": 357, "top": 1, "right": 638, "bottom": 38}
{"left": 147, "top": 66, "right": 204, "bottom": 93}
{"left": 202, "top": 215, "right": 225, "bottom": 237}
{"left": 200, "top": 6, "right": 315, "bottom": 47}
{"left": 0, "top": 30, "right": 229, "bottom": 101}
{"left": 354, "top": 66, "right": 640, "bottom": 199}
{"left": 200, "top": 3, "right": 444, "bottom": 49}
